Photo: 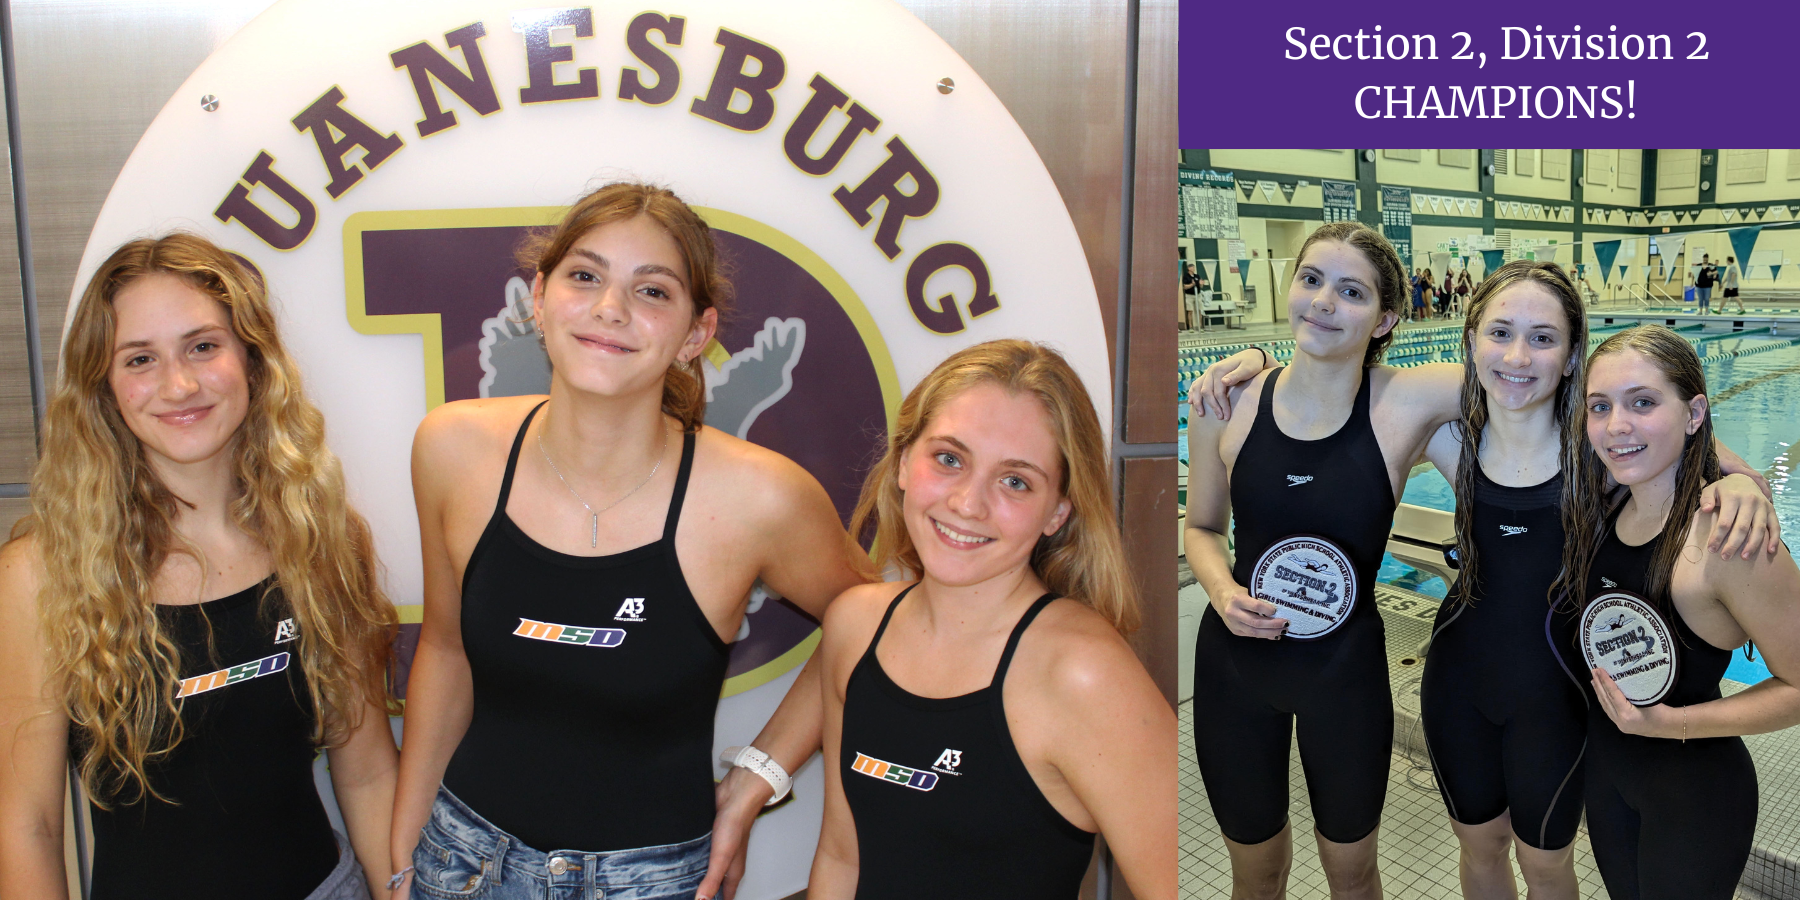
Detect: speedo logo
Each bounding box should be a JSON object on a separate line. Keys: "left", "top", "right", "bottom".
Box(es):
{"left": 1286, "top": 475, "right": 1313, "bottom": 487}
{"left": 177, "top": 652, "right": 289, "bottom": 698}
{"left": 1602, "top": 577, "right": 1618, "bottom": 588}
{"left": 1500, "top": 525, "right": 1528, "bottom": 536}
{"left": 513, "top": 618, "right": 626, "bottom": 648}
{"left": 851, "top": 752, "right": 938, "bottom": 791}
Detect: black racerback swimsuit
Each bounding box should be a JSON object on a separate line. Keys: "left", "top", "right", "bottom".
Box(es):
{"left": 86, "top": 580, "right": 338, "bottom": 900}
{"left": 840, "top": 586, "right": 1095, "bottom": 898}
{"left": 1191, "top": 365, "right": 1398, "bottom": 845}
{"left": 1581, "top": 508, "right": 1757, "bottom": 900}
{"left": 442, "top": 402, "right": 729, "bottom": 853}
{"left": 1420, "top": 467, "right": 1586, "bottom": 849}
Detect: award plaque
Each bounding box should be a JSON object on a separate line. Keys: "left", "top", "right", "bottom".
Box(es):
{"left": 1580, "top": 591, "right": 1679, "bottom": 706}
{"left": 1248, "top": 535, "right": 1358, "bottom": 640}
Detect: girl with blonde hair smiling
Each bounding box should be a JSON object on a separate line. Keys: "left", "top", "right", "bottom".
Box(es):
{"left": 0, "top": 232, "right": 400, "bottom": 899}
{"left": 810, "top": 339, "right": 1174, "bottom": 899}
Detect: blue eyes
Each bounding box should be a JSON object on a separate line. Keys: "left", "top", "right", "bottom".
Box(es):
{"left": 932, "top": 450, "right": 1031, "bottom": 491}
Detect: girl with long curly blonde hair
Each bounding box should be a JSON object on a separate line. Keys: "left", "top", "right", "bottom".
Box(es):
{"left": 0, "top": 232, "right": 398, "bottom": 900}
{"left": 810, "top": 339, "right": 1174, "bottom": 899}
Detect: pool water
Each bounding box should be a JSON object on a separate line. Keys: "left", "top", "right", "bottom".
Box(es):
{"left": 1180, "top": 334, "right": 1800, "bottom": 686}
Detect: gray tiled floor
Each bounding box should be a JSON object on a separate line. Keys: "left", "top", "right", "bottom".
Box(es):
{"left": 1180, "top": 583, "right": 1800, "bottom": 899}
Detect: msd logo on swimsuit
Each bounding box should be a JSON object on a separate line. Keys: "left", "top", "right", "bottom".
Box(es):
{"left": 513, "top": 618, "right": 627, "bottom": 648}
{"left": 177, "top": 653, "right": 290, "bottom": 698}
{"left": 851, "top": 752, "right": 939, "bottom": 791}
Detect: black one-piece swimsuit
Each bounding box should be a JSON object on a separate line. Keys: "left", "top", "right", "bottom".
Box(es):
{"left": 1192, "top": 366, "right": 1398, "bottom": 845}
{"left": 1582, "top": 510, "right": 1757, "bottom": 900}
{"left": 1420, "top": 467, "right": 1586, "bottom": 849}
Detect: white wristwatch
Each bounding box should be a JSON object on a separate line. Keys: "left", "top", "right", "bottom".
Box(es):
{"left": 721, "top": 745, "right": 792, "bottom": 805}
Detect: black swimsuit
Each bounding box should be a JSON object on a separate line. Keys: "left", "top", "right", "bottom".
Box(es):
{"left": 442, "top": 402, "right": 729, "bottom": 852}
{"left": 841, "top": 586, "right": 1095, "bottom": 898}
{"left": 1192, "top": 366, "right": 1397, "bottom": 844}
{"left": 86, "top": 581, "right": 339, "bottom": 900}
{"left": 1582, "top": 510, "right": 1758, "bottom": 900}
{"left": 1420, "top": 467, "right": 1586, "bottom": 848}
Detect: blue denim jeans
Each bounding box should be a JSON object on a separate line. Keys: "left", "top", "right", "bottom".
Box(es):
{"left": 411, "top": 786, "right": 710, "bottom": 900}
{"left": 305, "top": 831, "right": 372, "bottom": 900}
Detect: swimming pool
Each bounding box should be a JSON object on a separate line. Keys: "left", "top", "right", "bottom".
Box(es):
{"left": 1179, "top": 325, "right": 1800, "bottom": 684}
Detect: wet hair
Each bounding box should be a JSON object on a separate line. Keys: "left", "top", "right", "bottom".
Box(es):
{"left": 1447, "top": 260, "right": 1587, "bottom": 609}
{"left": 1290, "top": 221, "right": 1406, "bottom": 367}
{"left": 517, "top": 182, "right": 733, "bottom": 432}
{"left": 1551, "top": 324, "right": 1718, "bottom": 619}
{"left": 849, "top": 340, "right": 1137, "bottom": 633}
{"left": 15, "top": 232, "right": 395, "bottom": 805}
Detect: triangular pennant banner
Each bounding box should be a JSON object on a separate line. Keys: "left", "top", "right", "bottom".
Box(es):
{"left": 1593, "top": 239, "right": 1622, "bottom": 285}
{"left": 1739, "top": 208, "right": 1750, "bottom": 219}
{"left": 1260, "top": 181, "right": 1276, "bottom": 201}
{"left": 1743, "top": 265, "right": 1754, "bottom": 279}
{"left": 1756, "top": 207, "right": 1769, "bottom": 219}
{"left": 1575, "top": 263, "right": 1586, "bottom": 278}
{"left": 1237, "top": 259, "right": 1253, "bottom": 286}
{"left": 1791, "top": 205, "right": 1800, "bottom": 216}
{"left": 1641, "top": 266, "right": 1651, "bottom": 280}
{"left": 1481, "top": 249, "right": 1505, "bottom": 274}
{"left": 1659, "top": 235, "right": 1684, "bottom": 278}
{"left": 1239, "top": 181, "right": 1257, "bottom": 200}
{"left": 1773, "top": 264, "right": 1784, "bottom": 281}
{"left": 1729, "top": 226, "right": 1762, "bottom": 273}
{"left": 1675, "top": 210, "right": 1688, "bottom": 223}
{"left": 1271, "top": 258, "right": 1288, "bottom": 288}
{"left": 1280, "top": 181, "right": 1298, "bottom": 202}
{"left": 1201, "top": 260, "right": 1217, "bottom": 283}
{"left": 1722, "top": 209, "right": 1736, "bottom": 222}
{"left": 1429, "top": 196, "right": 1441, "bottom": 213}
{"left": 1415, "top": 195, "right": 1427, "bottom": 211}
{"left": 1619, "top": 265, "right": 1629, "bottom": 281}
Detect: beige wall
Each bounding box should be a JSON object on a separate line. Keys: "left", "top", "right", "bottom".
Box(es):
{"left": 1655, "top": 149, "right": 1702, "bottom": 206}
{"left": 1714, "top": 149, "right": 1800, "bottom": 204}
{"left": 1209, "top": 149, "right": 1355, "bottom": 180}
{"left": 1583, "top": 150, "right": 1642, "bottom": 207}
{"left": 1375, "top": 150, "right": 1479, "bottom": 192}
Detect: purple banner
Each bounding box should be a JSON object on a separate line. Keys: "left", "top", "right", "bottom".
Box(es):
{"left": 1178, "top": 0, "right": 1798, "bottom": 145}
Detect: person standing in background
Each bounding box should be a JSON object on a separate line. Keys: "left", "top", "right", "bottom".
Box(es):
{"left": 1722, "top": 256, "right": 1746, "bottom": 314}
{"left": 1694, "top": 254, "right": 1716, "bottom": 315}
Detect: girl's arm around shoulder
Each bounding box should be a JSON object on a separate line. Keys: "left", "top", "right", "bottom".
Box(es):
{"left": 0, "top": 536, "right": 72, "bottom": 899}
{"left": 1020, "top": 603, "right": 1176, "bottom": 900}
{"left": 688, "top": 427, "right": 876, "bottom": 620}
{"left": 1371, "top": 361, "right": 1464, "bottom": 431}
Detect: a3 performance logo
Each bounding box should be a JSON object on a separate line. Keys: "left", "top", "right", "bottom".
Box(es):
{"left": 274, "top": 617, "right": 298, "bottom": 644}
{"left": 614, "top": 598, "right": 647, "bottom": 623}
{"left": 177, "top": 653, "right": 290, "bottom": 698}
{"left": 851, "top": 752, "right": 939, "bottom": 791}
{"left": 931, "top": 748, "right": 964, "bottom": 776}
{"left": 513, "top": 618, "right": 626, "bottom": 648}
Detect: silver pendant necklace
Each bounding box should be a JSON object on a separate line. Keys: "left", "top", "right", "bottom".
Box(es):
{"left": 537, "top": 416, "right": 668, "bottom": 547}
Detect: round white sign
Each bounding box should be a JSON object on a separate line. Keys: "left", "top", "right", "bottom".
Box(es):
{"left": 1581, "top": 590, "right": 1679, "bottom": 707}
{"left": 1249, "top": 535, "right": 1358, "bottom": 640}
